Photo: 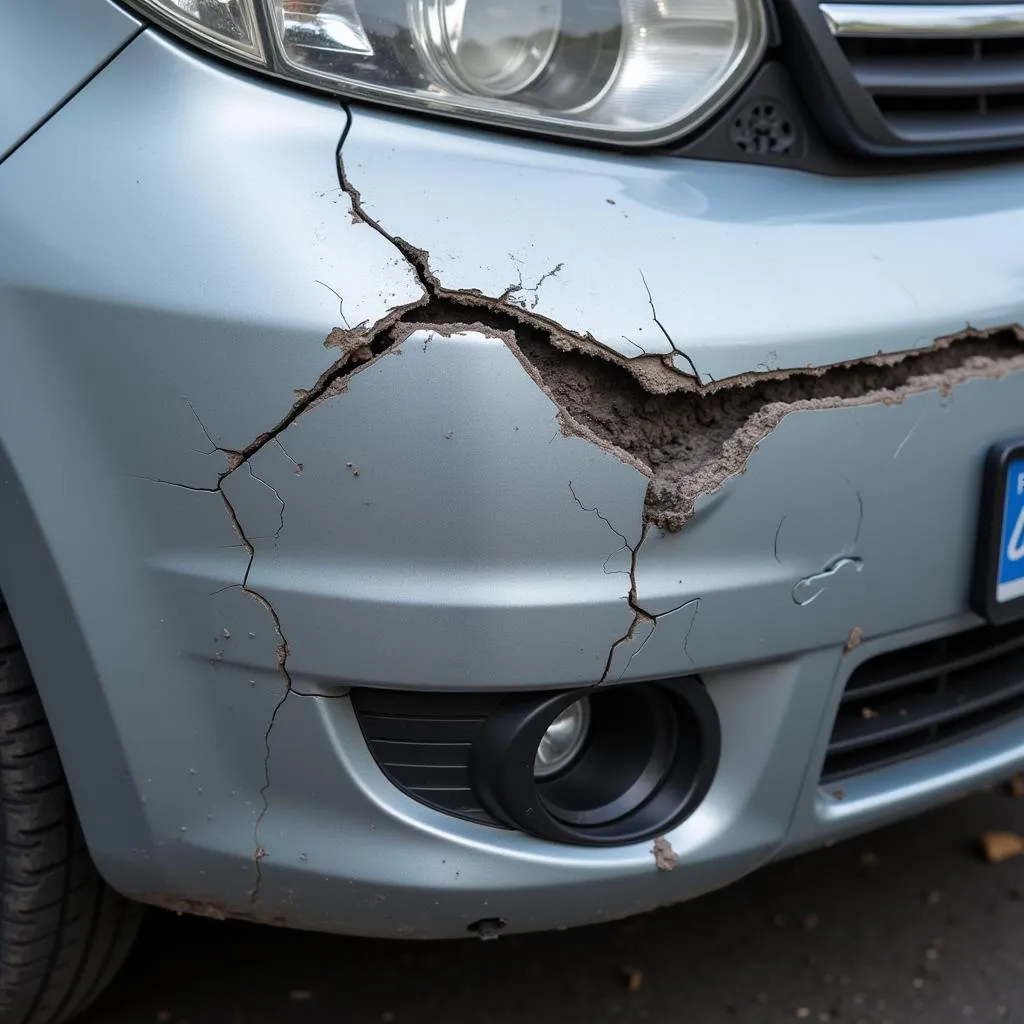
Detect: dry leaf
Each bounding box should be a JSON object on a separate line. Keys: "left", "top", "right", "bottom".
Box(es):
{"left": 622, "top": 968, "right": 644, "bottom": 993}
{"left": 980, "top": 831, "right": 1024, "bottom": 863}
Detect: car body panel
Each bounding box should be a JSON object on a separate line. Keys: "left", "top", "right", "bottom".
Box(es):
{"left": 0, "top": 0, "right": 140, "bottom": 161}
{"left": 1, "top": 28, "right": 1024, "bottom": 936}
{"left": 340, "top": 110, "right": 1024, "bottom": 384}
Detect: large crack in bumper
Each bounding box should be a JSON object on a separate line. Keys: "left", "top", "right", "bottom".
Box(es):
{"left": 2, "top": 30, "right": 1024, "bottom": 937}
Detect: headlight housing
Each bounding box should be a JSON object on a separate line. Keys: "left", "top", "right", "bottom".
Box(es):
{"left": 125, "top": 0, "right": 768, "bottom": 145}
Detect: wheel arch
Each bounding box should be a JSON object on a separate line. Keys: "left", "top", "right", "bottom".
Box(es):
{"left": 0, "top": 437, "right": 152, "bottom": 893}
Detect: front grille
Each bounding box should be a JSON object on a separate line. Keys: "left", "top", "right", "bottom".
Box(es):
{"left": 822, "top": 620, "right": 1024, "bottom": 782}
{"left": 837, "top": 33, "right": 1024, "bottom": 144}
{"left": 780, "top": 0, "right": 1024, "bottom": 155}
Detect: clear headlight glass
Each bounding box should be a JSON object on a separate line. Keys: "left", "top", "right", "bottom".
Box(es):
{"left": 137, "top": 0, "right": 264, "bottom": 61}
{"left": 126, "top": 0, "right": 768, "bottom": 145}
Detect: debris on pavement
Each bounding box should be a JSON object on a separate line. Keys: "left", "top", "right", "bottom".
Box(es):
{"left": 621, "top": 967, "right": 644, "bottom": 993}
{"left": 980, "top": 831, "right": 1024, "bottom": 863}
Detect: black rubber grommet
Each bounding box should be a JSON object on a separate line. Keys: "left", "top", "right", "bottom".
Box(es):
{"left": 468, "top": 678, "right": 720, "bottom": 847}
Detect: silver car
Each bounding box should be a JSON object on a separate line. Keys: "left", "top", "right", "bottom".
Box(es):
{"left": 2, "top": 0, "right": 1024, "bottom": 1019}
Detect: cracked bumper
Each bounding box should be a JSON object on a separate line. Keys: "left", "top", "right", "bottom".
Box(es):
{"left": 2, "top": 29, "right": 1024, "bottom": 937}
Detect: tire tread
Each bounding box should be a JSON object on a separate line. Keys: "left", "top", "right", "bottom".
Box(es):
{"left": 0, "top": 600, "right": 142, "bottom": 1024}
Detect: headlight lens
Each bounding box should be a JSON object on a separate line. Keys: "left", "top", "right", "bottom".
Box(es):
{"left": 411, "top": 0, "right": 563, "bottom": 98}
{"left": 143, "top": 0, "right": 264, "bottom": 61}
{"left": 126, "top": 0, "right": 768, "bottom": 145}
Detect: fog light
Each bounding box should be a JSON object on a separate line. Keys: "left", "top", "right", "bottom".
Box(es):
{"left": 469, "top": 679, "right": 721, "bottom": 846}
{"left": 534, "top": 697, "right": 590, "bottom": 779}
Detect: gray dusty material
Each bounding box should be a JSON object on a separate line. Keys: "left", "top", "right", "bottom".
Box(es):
{"left": 328, "top": 155, "right": 1024, "bottom": 530}
{"left": 257, "top": 154, "right": 1024, "bottom": 542}
{"left": 512, "top": 327, "right": 1024, "bottom": 531}
{"left": 79, "top": 790, "right": 1024, "bottom": 1024}
{"left": 652, "top": 837, "right": 680, "bottom": 871}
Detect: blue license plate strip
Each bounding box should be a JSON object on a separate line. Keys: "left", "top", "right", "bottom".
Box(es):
{"left": 973, "top": 442, "right": 1024, "bottom": 624}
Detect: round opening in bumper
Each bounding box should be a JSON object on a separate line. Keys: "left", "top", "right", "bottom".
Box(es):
{"left": 469, "top": 679, "right": 720, "bottom": 846}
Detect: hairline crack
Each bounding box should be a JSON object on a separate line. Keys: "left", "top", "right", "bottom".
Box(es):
{"left": 160, "top": 144, "right": 1024, "bottom": 905}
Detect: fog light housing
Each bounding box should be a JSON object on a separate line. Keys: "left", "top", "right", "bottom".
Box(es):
{"left": 470, "top": 679, "right": 719, "bottom": 847}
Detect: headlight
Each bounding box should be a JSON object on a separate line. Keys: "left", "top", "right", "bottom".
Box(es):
{"left": 126, "top": 0, "right": 768, "bottom": 145}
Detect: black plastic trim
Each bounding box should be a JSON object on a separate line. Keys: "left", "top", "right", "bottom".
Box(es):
{"left": 469, "top": 679, "right": 720, "bottom": 846}
{"left": 822, "top": 620, "right": 1024, "bottom": 782}
{"left": 351, "top": 690, "right": 505, "bottom": 827}
{"left": 351, "top": 679, "right": 720, "bottom": 845}
{"left": 667, "top": 60, "right": 1024, "bottom": 174}
{"left": 775, "top": 0, "right": 1024, "bottom": 157}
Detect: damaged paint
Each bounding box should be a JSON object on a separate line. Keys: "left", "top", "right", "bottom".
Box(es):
{"left": 322, "top": 155, "right": 1024, "bottom": 540}
{"left": 188, "top": 148, "right": 1024, "bottom": 909}
{"left": 652, "top": 836, "right": 680, "bottom": 871}
{"left": 792, "top": 557, "right": 864, "bottom": 607}
{"left": 843, "top": 626, "right": 864, "bottom": 656}
{"left": 340, "top": 111, "right": 1024, "bottom": 376}
{"left": 564, "top": 484, "right": 654, "bottom": 683}
{"left": 515, "top": 325, "right": 1024, "bottom": 532}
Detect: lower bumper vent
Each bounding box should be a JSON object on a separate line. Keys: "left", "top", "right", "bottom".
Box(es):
{"left": 822, "top": 620, "right": 1024, "bottom": 782}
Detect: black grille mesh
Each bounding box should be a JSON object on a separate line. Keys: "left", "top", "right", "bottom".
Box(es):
{"left": 822, "top": 621, "right": 1024, "bottom": 782}
{"left": 836, "top": 34, "right": 1024, "bottom": 145}
{"left": 350, "top": 689, "right": 505, "bottom": 827}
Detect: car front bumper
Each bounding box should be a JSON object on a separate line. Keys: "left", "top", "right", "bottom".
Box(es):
{"left": 2, "top": 28, "right": 1024, "bottom": 938}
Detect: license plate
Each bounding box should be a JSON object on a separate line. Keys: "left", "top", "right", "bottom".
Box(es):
{"left": 973, "top": 441, "right": 1024, "bottom": 625}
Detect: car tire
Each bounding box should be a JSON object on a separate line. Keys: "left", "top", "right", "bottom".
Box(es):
{"left": 0, "top": 598, "right": 143, "bottom": 1024}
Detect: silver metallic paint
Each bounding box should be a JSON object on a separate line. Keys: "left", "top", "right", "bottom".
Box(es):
{"left": 1, "top": 28, "right": 1024, "bottom": 936}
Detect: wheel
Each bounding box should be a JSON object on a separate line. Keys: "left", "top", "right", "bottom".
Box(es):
{"left": 0, "top": 598, "right": 143, "bottom": 1023}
